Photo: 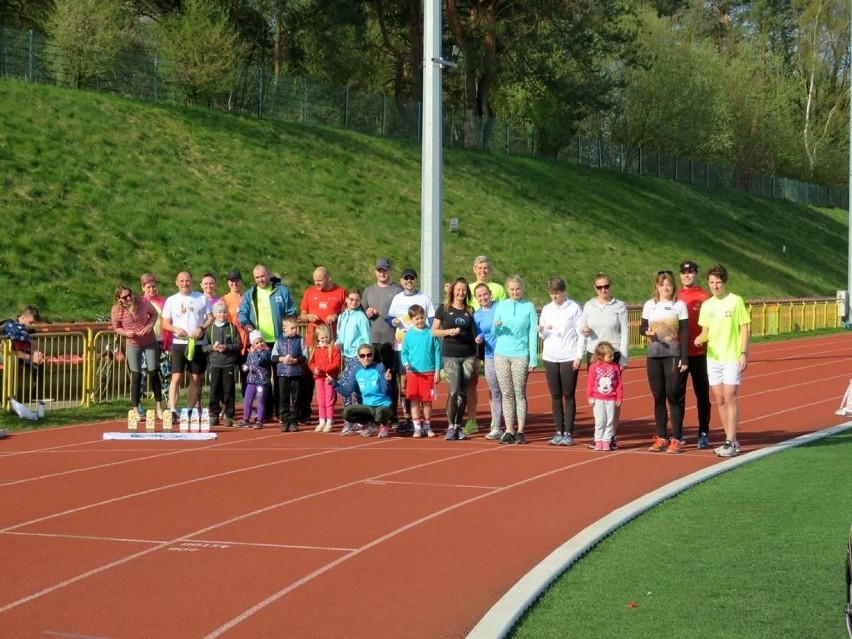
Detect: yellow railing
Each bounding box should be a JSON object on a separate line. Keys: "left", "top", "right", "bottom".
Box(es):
{"left": 0, "top": 298, "right": 845, "bottom": 412}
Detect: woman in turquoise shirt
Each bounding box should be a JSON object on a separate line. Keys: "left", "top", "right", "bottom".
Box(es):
{"left": 492, "top": 275, "right": 539, "bottom": 445}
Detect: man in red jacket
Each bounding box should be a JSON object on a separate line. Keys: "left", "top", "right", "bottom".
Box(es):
{"left": 677, "top": 259, "right": 712, "bottom": 448}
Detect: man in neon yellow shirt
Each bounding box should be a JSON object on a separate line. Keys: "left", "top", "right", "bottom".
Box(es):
{"left": 694, "top": 264, "right": 750, "bottom": 457}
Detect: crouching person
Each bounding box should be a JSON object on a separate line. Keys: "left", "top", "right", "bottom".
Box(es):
{"left": 331, "top": 343, "right": 393, "bottom": 438}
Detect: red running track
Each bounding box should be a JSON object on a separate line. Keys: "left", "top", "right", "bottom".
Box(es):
{"left": 1, "top": 334, "right": 850, "bottom": 638}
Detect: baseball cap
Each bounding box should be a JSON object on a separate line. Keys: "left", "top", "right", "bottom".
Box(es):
{"left": 227, "top": 269, "right": 242, "bottom": 281}
{"left": 401, "top": 268, "right": 417, "bottom": 279}
{"left": 375, "top": 258, "right": 391, "bottom": 271}
{"left": 679, "top": 260, "right": 699, "bottom": 273}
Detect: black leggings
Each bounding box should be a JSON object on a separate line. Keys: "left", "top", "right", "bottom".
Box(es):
{"left": 678, "top": 353, "right": 711, "bottom": 434}
{"left": 646, "top": 356, "right": 685, "bottom": 439}
{"left": 544, "top": 360, "right": 579, "bottom": 435}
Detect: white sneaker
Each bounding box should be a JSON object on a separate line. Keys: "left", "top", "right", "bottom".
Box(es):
{"left": 484, "top": 428, "right": 502, "bottom": 440}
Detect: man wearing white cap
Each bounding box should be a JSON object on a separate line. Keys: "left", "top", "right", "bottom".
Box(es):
{"left": 362, "top": 258, "right": 403, "bottom": 425}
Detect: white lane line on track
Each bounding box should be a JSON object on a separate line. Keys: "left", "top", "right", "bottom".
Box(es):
{"left": 0, "top": 444, "right": 520, "bottom": 614}
{"left": 3, "top": 530, "right": 356, "bottom": 553}
{"left": 199, "top": 453, "right": 612, "bottom": 639}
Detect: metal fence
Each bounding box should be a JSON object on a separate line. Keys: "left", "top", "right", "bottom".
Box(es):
{"left": 0, "top": 24, "right": 845, "bottom": 210}
{"left": 1, "top": 298, "right": 843, "bottom": 415}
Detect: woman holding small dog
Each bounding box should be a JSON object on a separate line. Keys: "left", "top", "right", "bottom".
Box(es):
{"left": 641, "top": 271, "right": 689, "bottom": 454}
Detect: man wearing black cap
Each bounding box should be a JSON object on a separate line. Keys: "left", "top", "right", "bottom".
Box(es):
{"left": 677, "top": 259, "right": 712, "bottom": 448}
{"left": 387, "top": 268, "right": 436, "bottom": 431}
{"left": 363, "top": 258, "right": 404, "bottom": 425}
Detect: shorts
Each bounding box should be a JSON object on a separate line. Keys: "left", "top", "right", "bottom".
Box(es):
{"left": 707, "top": 360, "right": 741, "bottom": 386}
{"left": 405, "top": 371, "right": 436, "bottom": 402}
{"left": 170, "top": 342, "right": 207, "bottom": 375}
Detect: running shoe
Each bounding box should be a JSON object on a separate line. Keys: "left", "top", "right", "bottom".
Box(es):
{"left": 560, "top": 434, "right": 574, "bottom": 446}
{"left": 341, "top": 422, "right": 356, "bottom": 436}
{"left": 697, "top": 434, "right": 710, "bottom": 449}
{"left": 715, "top": 441, "right": 739, "bottom": 457}
{"left": 500, "top": 430, "right": 515, "bottom": 444}
{"left": 360, "top": 423, "right": 377, "bottom": 437}
{"left": 484, "top": 428, "right": 502, "bottom": 440}
{"left": 666, "top": 437, "right": 683, "bottom": 454}
{"left": 377, "top": 425, "right": 390, "bottom": 438}
{"left": 444, "top": 426, "right": 458, "bottom": 441}
{"left": 649, "top": 435, "right": 667, "bottom": 452}
{"left": 514, "top": 431, "right": 527, "bottom": 445}
{"left": 548, "top": 433, "right": 563, "bottom": 446}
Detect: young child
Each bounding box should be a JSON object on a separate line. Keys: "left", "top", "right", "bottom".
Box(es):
{"left": 335, "top": 288, "right": 371, "bottom": 432}
{"left": 271, "top": 317, "right": 306, "bottom": 433}
{"left": 400, "top": 304, "right": 442, "bottom": 438}
{"left": 242, "top": 330, "right": 272, "bottom": 429}
{"left": 309, "top": 323, "right": 342, "bottom": 433}
{"left": 586, "top": 341, "right": 623, "bottom": 451}
{"left": 331, "top": 344, "right": 394, "bottom": 438}
{"left": 200, "top": 301, "right": 241, "bottom": 426}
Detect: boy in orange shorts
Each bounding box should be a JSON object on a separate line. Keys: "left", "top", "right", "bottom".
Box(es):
{"left": 400, "top": 305, "right": 442, "bottom": 438}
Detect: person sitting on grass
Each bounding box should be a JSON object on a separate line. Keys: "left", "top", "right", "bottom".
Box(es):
{"left": 330, "top": 343, "right": 393, "bottom": 438}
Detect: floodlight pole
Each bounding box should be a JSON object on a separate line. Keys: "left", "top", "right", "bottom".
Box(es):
{"left": 421, "top": 0, "right": 443, "bottom": 305}
{"left": 847, "top": 0, "right": 852, "bottom": 323}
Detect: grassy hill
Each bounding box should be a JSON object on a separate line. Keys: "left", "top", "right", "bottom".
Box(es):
{"left": 0, "top": 79, "right": 847, "bottom": 322}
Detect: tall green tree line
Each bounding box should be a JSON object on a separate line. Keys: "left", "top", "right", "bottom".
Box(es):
{"left": 5, "top": 0, "right": 848, "bottom": 184}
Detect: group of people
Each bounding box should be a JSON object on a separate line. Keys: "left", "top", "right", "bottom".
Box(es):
{"left": 107, "top": 256, "right": 751, "bottom": 456}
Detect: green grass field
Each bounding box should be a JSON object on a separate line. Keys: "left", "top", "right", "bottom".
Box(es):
{"left": 511, "top": 429, "right": 852, "bottom": 639}
{"left": 0, "top": 79, "right": 847, "bottom": 321}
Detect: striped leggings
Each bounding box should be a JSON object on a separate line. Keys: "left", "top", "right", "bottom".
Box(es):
{"left": 494, "top": 355, "right": 530, "bottom": 429}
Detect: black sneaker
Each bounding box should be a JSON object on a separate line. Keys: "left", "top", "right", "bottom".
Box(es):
{"left": 500, "top": 430, "right": 515, "bottom": 444}
{"left": 515, "top": 431, "right": 527, "bottom": 445}
{"left": 610, "top": 437, "right": 618, "bottom": 450}
{"left": 397, "top": 419, "right": 415, "bottom": 434}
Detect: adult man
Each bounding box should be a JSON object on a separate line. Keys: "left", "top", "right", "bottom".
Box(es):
{"left": 238, "top": 264, "right": 297, "bottom": 417}
{"left": 694, "top": 264, "right": 750, "bottom": 458}
{"left": 298, "top": 266, "right": 346, "bottom": 422}
{"left": 470, "top": 255, "right": 507, "bottom": 310}
{"left": 221, "top": 269, "right": 248, "bottom": 393}
{"left": 161, "top": 271, "right": 213, "bottom": 414}
{"left": 362, "top": 258, "right": 403, "bottom": 424}
{"left": 387, "top": 268, "right": 435, "bottom": 430}
{"left": 677, "top": 259, "right": 712, "bottom": 448}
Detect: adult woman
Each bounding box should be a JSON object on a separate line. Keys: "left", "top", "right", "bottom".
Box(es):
{"left": 111, "top": 284, "right": 163, "bottom": 418}
{"left": 432, "top": 278, "right": 478, "bottom": 440}
{"left": 538, "top": 277, "right": 585, "bottom": 446}
{"left": 641, "top": 271, "right": 689, "bottom": 454}
{"left": 582, "top": 272, "right": 629, "bottom": 449}
{"left": 473, "top": 283, "right": 503, "bottom": 440}
{"left": 140, "top": 273, "right": 171, "bottom": 354}
{"left": 492, "top": 275, "right": 538, "bottom": 445}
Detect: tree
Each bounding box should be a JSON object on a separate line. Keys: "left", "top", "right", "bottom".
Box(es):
{"left": 157, "top": 0, "right": 246, "bottom": 105}
{"left": 0, "top": 0, "right": 55, "bottom": 31}
{"left": 47, "top": 0, "right": 134, "bottom": 89}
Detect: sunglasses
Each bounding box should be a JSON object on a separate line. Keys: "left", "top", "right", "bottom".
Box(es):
{"left": 118, "top": 293, "right": 132, "bottom": 301}
{"left": 358, "top": 352, "right": 374, "bottom": 359}
{"left": 402, "top": 275, "right": 416, "bottom": 281}
{"left": 595, "top": 284, "right": 611, "bottom": 291}
{"left": 657, "top": 270, "right": 673, "bottom": 277}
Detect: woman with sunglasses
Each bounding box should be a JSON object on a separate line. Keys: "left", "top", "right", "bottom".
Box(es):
{"left": 582, "top": 272, "right": 629, "bottom": 448}
{"left": 641, "top": 271, "right": 689, "bottom": 454}
{"left": 332, "top": 344, "right": 394, "bottom": 438}
{"left": 582, "top": 273, "right": 629, "bottom": 369}
{"left": 111, "top": 284, "right": 163, "bottom": 419}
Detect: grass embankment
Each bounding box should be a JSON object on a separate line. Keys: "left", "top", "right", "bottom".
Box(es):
{"left": 0, "top": 79, "right": 847, "bottom": 321}
{"left": 512, "top": 429, "right": 852, "bottom": 639}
